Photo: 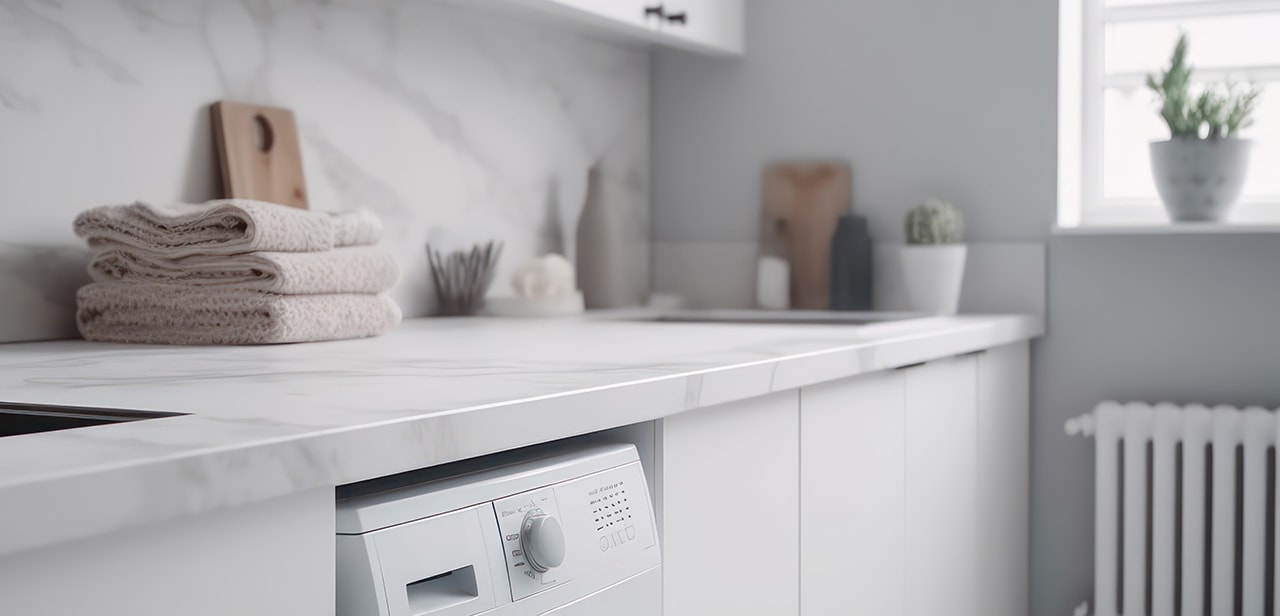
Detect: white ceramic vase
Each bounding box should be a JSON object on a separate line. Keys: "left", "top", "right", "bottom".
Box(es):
{"left": 899, "top": 244, "right": 967, "bottom": 315}
{"left": 576, "top": 164, "right": 634, "bottom": 309}
{"left": 1150, "top": 138, "right": 1252, "bottom": 222}
{"left": 756, "top": 255, "right": 790, "bottom": 310}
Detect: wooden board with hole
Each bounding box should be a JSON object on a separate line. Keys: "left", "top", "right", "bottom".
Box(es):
{"left": 761, "top": 161, "right": 851, "bottom": 309}
{"left": 210, "top": 100, "right": 308, "bottom": 209}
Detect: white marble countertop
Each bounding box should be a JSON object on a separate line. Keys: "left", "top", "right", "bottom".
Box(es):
{"left": 0, "top": 314, "right": 1040, "bottom": 556}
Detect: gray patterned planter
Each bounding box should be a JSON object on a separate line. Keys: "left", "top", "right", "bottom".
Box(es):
{"left": 1150, "top": 138, "right": 1252, "bottom": 222}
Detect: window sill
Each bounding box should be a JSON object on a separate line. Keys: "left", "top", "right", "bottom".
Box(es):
{"left": 1054, "top": 223, "right": 1280, "bottom": 236}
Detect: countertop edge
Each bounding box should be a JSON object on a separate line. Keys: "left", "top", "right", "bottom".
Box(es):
{"left": 0, "top": 315, "right": 1042, "bottom": 556}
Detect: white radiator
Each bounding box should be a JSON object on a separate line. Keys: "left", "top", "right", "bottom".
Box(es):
{"left": 1066, "top": 402, "right": 1279, "bottom": 616}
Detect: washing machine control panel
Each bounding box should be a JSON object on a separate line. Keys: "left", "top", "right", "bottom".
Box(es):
{"left": 495, "top": 489, "right": 564, "bottom": 599}
{"left": 492, "top": 461, "right": 656, "bottom": 602}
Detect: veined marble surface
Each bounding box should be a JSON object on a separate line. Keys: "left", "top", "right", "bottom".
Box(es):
{"left": 0, "top": 315, "right": 1041, "bottom": 556}
{"left": 0, "top": 0, "right": 650, "bottom": 341}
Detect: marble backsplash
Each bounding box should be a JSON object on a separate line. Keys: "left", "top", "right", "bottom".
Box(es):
{"left": 0, "top": 0, "right": 650, "bottom": 342}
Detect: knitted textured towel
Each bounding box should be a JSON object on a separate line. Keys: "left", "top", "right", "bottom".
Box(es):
{"left": 76, "top": 283, "right": 402, "bottom": 345}
{"left": 74, "top": 200, "right": 383, "bottom": 257}
{"left": 88, "top": 246, "right": 401, "bottom": 295}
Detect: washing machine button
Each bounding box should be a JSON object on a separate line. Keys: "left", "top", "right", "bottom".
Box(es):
{"left": 522, "top": 509, "right": 566, "bottom": 572}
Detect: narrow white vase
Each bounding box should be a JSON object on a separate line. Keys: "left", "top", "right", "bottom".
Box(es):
{"left": 756, "top": 255, "right": 790, "bottom": 310}
{"left": 576, "top": 165, "right": 631, "bottom": 309}
{"left": 899, "top": 244, "right": 967, "bottom": 315}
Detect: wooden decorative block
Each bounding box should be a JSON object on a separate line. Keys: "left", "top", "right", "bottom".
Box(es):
{"left": 760, "top": 161, "right": 851, "bottom": 309}
{"left": 210, "top": 101, "right": 308, "bottom": 209}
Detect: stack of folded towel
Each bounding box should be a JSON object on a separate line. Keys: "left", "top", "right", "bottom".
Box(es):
{"left": 73, "top": 199, "right": 402, "bottom": 345}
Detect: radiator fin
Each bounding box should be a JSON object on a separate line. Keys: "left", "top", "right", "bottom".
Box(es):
{"left": 1152, "top": 406, "right": 1181, "bottom": 616}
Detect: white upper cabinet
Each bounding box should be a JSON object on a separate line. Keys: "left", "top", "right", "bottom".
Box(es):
{"left": 460, "top": 0, "right": 745, "bottom": 56}
{"left": 656, "top": 0, "right": 744, "bottom": 55}
{"left": 551, "top": 0, "right": 659, "bottom": 31}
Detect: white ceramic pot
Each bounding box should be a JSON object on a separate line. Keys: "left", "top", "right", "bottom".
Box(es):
{"left": 1150, "top": 138, "right": 1252, "bottom": 222}
{"left": 756, "top": 255, "right": 790, "bottom": 310}
{"left": 899, "top": 244, "right": 967, "bottom": 315}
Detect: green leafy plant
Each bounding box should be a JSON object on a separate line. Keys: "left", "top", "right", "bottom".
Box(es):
{"left": 906, "top": 199, "right": 964, "bottom": 244}
{"left": 1146, "top": 33, "right": 1262, "bottom": 139}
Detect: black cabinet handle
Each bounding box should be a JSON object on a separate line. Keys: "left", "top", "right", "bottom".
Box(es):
{"left": 666, "top": 11, "right": 688, "bottom": 24}
{"left": 644, "top": 4, "right": 665, "bottom": 18}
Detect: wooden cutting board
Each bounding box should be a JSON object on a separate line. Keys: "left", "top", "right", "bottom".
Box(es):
{"left": 210, "top": 100, "right": 308, "bottom": 209}
{"left": 760, "top": 161, "right": 851, "bottom": 309}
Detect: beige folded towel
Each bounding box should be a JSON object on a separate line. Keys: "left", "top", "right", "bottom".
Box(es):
{"left": 88, "top": 246, "right": 400, "bottom": 295}
{"left": 74, "top": 200, "right": 383, "bottom": 257}
{"left": 77, "top": 283, "right": 402, "bottom": 345}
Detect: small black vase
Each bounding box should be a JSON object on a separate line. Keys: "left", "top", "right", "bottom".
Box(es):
{"left": 829, "top": 214, "right": 873, "bottom": 311}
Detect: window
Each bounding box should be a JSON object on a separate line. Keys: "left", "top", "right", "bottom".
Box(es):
{"left": 1059, "top": 0, "right": 1280, "bottom": 227}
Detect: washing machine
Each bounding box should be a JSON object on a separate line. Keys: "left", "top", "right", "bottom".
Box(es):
{"left": 336, "top": 443, "right": 661, "bottom": 616}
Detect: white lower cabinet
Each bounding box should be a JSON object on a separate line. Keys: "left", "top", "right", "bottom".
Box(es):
{"left": 801, "top": 369, "right": 907, "bottom": 616}
{"left": 660, "top": 344, "right": 1030, "bottom": 616}
{"left": 0, "top": 489, "right": 334, "bottom": 616}
{"left": 659, "top": 391, "right": 800, "bottom": 616}
{"left": 796, "top": 343, "right": 1030, "bottom": 616}
{"left": 976, "top": 343, "right": 1031, "bottom": 616}
{"left": 903, "top": 355, "right": 980, "bottom": 616}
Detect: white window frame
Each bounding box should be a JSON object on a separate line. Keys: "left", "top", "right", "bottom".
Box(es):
{"left": 1058, "top": 0, "right": 1280, "bottom": 228}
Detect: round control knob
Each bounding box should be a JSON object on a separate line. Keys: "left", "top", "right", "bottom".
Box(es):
{"left": 521, "top": 509, "right": 566, "bottom": 572}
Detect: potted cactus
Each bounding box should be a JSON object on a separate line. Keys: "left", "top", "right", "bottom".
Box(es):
{"left": 1147, "top": 34, "right": 1261, "bottom": 222}
{"left": 900, "top": 199, "right": 966, "bottom": 315}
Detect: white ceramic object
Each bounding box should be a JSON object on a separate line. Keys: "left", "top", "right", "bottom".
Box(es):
{"left": 576, "top": 165, "right": 644, "bottom": 309}
{"left": 511, "top": 254, "right": 576, "bottom": 299}
{"left": 1150, "top": 138, "right": 1252, "bottom": 222}
{"left": 498, "top": 254, "right": 584, "bottom": 317}
{"left": 646, "top": 293, "right": 687, "bottom": 311}
{"left": 899, "top": 245, "right": 967, "bottom": 315}
{"left": 486, "top": 292, "right": 586, "bottom": 318}
{"left": 756, "top": 255, "right": 790, "bottom": 310}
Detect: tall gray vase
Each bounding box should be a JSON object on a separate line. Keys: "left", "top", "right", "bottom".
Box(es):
{"left": 576, "top": 165, "right": 631, "bottom": 309}
{"left": 1150, "top": 137, "right": 1252, "bottom": 222}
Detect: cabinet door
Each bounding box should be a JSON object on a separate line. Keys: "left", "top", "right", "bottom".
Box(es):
{"left": 800, "top": 370, "right": 906, "bottom": 616}
{"left": 660, "top": 0, "right": 745, "bottom": 54}
{"left": 976, "top": 344, "right": 1030, "bottom": 616}
{"left": 660, "top": 391, "right": 800, "bottom": 616}
{"left": 0, "top": 488, "right": 333, "bottom": 616}
{"left": 551, "top": 0, "right": 655, "bottom": 31}
{"left": 904, "top": 356, "right": 979, "bottom": 616}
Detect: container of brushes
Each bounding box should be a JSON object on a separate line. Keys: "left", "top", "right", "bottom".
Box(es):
{"left": 426, "top": 241, "right": 503, "bottom": 316}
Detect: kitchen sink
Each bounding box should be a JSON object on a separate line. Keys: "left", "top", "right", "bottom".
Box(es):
{"left": 629, "top": 309, "right": 927, "bottom": 326}
{"left": 0, "top": 402, "right": 184, "bottom": 438}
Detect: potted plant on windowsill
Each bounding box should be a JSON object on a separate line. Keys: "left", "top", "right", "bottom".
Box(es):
{"left": 900, "top": 199, "right": 965, "bottom": 315}
{"left": 1147, "top": 34, "right": 1262, "bottom": 222}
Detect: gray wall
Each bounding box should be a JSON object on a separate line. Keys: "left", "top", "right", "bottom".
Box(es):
{"left": 653, "top": 1, "right": 1280, "bottom": 614}
{"left": 653, "top": 0, "right": 1056, "bottom": 243}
